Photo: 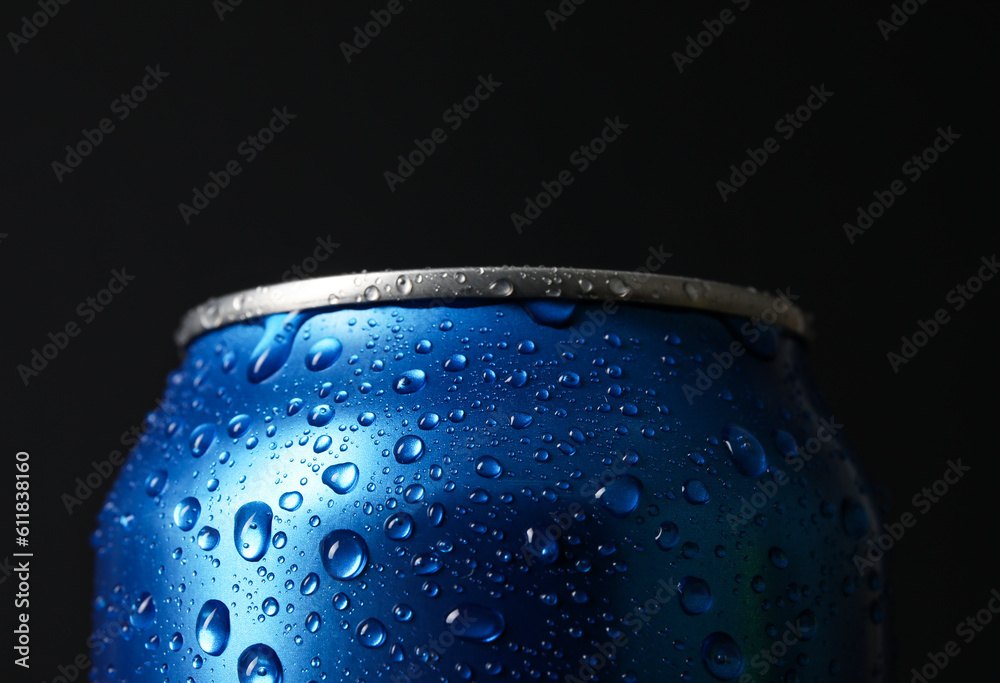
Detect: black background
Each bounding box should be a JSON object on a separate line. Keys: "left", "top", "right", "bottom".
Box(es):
{"left": 3, "top": 1, "right": 996, "bottom": 681}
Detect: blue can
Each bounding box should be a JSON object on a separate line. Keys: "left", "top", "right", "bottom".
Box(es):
{"left": 92, "top": 268, "right": 889, "bottom": 682}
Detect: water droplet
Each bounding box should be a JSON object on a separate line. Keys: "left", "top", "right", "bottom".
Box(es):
{"left": 322, "top": 462, "right": 360, "bottom": 494}
{"left": 509, "top": 412, "right": 533, "bottom": 429}
{"left": 679, "top": 577, "right": 713, "bottom": 615}
{"left": 794, "top": 609, "right": 818, "bottom": 640}
{"left": 525, "top": 526, "right": 559, "bottom": 566}
{"left": 412, "top": 552, "right": 443, "bottom": 575}
{"left": 608, "top": 277, "right": 631, "bottom": 297}
{"left": 393, "top": 369, "right": 427, "bottom": 394}
{"left": 237, "top": 643, "right": 283, "bottom": 683}
{"left": 307, "top": 404, "right": 334, "bottom": 427}
{"left": 248, "top": 312, "right": 309, "bottom": 383}
{"left": 393, "top": 435, "right": 425, "bottom": 464}
{"left": 385, "top": 512, "right": 415, "bottom": 540}
{"left": 234, "top": 501, "right": 273, "bottom": 562}
{"left": 475, "top": 455, "right": 504, "bottom": 479}
{"left": 682, "top": 479, "right": 709, "bottom": 505}
{"left": 656, "top": 521, "right": 680, "bottom": 550}
{"left": 190, "top": 424, "right": 215, "bottom": 457}
{"left": 701, "top": 632, "right": 743, "bottom": 680}
{"left": 278, "top": 491, "right": 303, "bottom": 511}
{"left": 129, "top": 592, "right": 155, "bottom": 630}
{"left": 262, "top": 597, "right": 279, "bottom": 616}
{"left": 395, "top": 275, "right": 413, "bottom": 294}
{"left": 769, "top": 547, "right": 789, "bottom": 569}
{"left": 227, "top": 414, "right": 252, "bottom": 438}
{"left": 197, "top": 526, "right": 220, "bottom": 551}
{"left": 305, "top": 612, "right": 322, "bottom": 633}
{"left": 145, "top": 470, "right": 168, "bottom": 497}
{"left": 428, "top": 502, "right": 446, "bottom": 527}
{"left": 722, "top": 424, "right": 768, "bottom": 476}
{"left": 300, "top": 572, "right": 320, "bottom": 596}
{"left": 306, "top": 337, "right": 343, "bottom": 371}
{"left": 444, "top": 354, "right": 468, "bottom": 371}
{"left": 558, "top": 372, "right": 580, "bottom": 388}
{"left": 196, "top": 599, "right": 230, "bottom": 656}
{"left": 489, "top": 278, "right": 514, "bottom": 296}
{"left": 595, "top": 475, "right": 642, "bottom": 518}
{"left": 173, "top": 497, "right": 201, "bottom": 531}
{"left": 363, "top": 285, "right": 380, "bottom": 301}
{"left": 320, "top": 529, "right": 369, "bottom": 580}
{"left": 356, "top": 617, "right": 387, "bottom": 648}
{"left": 332, "top": 592, "right": 350, "bottom": 610}
{"left": 313, "top": 434, "right": 333, "bottom": 453}
{"left": 445, "top": 604, "right": 505, "bottom": 642}
{"left": 522, "top": 300, "right": 576, "bottom": 327}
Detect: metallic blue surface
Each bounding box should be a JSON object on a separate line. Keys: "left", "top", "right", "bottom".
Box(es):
{"left": 92, "top": 300, "right": 889, "bottom": 682}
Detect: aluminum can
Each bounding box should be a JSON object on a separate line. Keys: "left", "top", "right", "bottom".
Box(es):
{"left": 92, "top": 267, "right": 889, "bottom": 682}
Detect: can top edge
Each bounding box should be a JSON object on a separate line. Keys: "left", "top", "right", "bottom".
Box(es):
{"left": 174, "top": 266, "right": 813, "bottom": 346}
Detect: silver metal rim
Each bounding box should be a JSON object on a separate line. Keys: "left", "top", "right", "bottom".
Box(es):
{"left": 175, "top": 267, "right": 813, "bottom": 346}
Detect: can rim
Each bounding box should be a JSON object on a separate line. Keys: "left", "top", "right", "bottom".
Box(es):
{"left": 174, "top": 266, "right": 813, "bottom": 346}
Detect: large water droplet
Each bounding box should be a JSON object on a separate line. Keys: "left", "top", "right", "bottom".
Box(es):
{"left": 445, "top": 604, "right": 505, "bottom": 642}
{"left": 247, "top": 312, "right": 309, "bottom": 384}
{"left": 129, "top": 592, "right": 155, "bottom": 630}
{"left": 525, "top": 526, "right": 559, "bottom": 566}
{"left": 197, "top": 526, "right": 220, "bottom": 551}
{"left": 227, "top": 414, "right": 252, "bottom": 438}
{"left": 356, "top": 617, "right": 387, "bottom": 648}
{"left": 320, "top": 529, "right": 369, "bottom": 580}
{"left": 234, "top": 501, "right": 273, "bottom": 562}
{"left": 595, "top": 475, "right": 643, "bottom": 518}
{"left": 393, "top": 369, "right": 427, "bottom": 394}
{"left": 682, "top": 479, "right": 709, "bottom": 505}
{"left": 509, "top": 412, "right": 533, "bottom": 429}
{"left": 722, "top": 424, "right": 767, "bottom": 476}
{"left": 475, "top": 455, "right": 504, "bottom": 479}
{"left": 393, "top": 435, "right": 425, "bottom": 464}
{"left": 322, "top": 462, "right": 359, "bottom": 494}
{"left": 307, "top": 404, "right": 334, "bottom": 427}
{"left": 190, "top": 424, "right": 215, "bottom": 457}
{"left": 237, "top": 643, "right": 283, "bottom": 683}
{"left": 278, "top": 491, "right": 303, "bottom": 511}
{"left": 522, "top": 300, "right": 576, "bottom": 327}
{"left": 678, "top": 577, "right": 713, "bottom": 615}
{"left": 196, "top": 599, "right": 230, "bottom": 656}
{"left": 701, "top": 632, "right": 743, "bottom": 680}
{"left": 385, "top": 512, "right": 415, "bottom": 541}
{"left": 145, "top": 470, "right": 168, "bottom": 497}
{"left": 411, "top": 552, "right": 443, "bottom": 575}
{"left": 174, "top": 497, "right": 201, "bottom": 531}
{"left": 306, "top": 337, "right": 343, "bottom": 371}
{"left": 655, "top": 521, "right": 680, "bottom": 550}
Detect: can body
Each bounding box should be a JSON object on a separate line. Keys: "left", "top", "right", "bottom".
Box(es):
{"left": 92, "top": 299, "right": 889, "bottom": 682}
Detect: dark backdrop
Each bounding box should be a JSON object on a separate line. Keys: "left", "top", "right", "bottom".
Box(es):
{"left": 3, "top": 1, "right": 995, "bottom": 682}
